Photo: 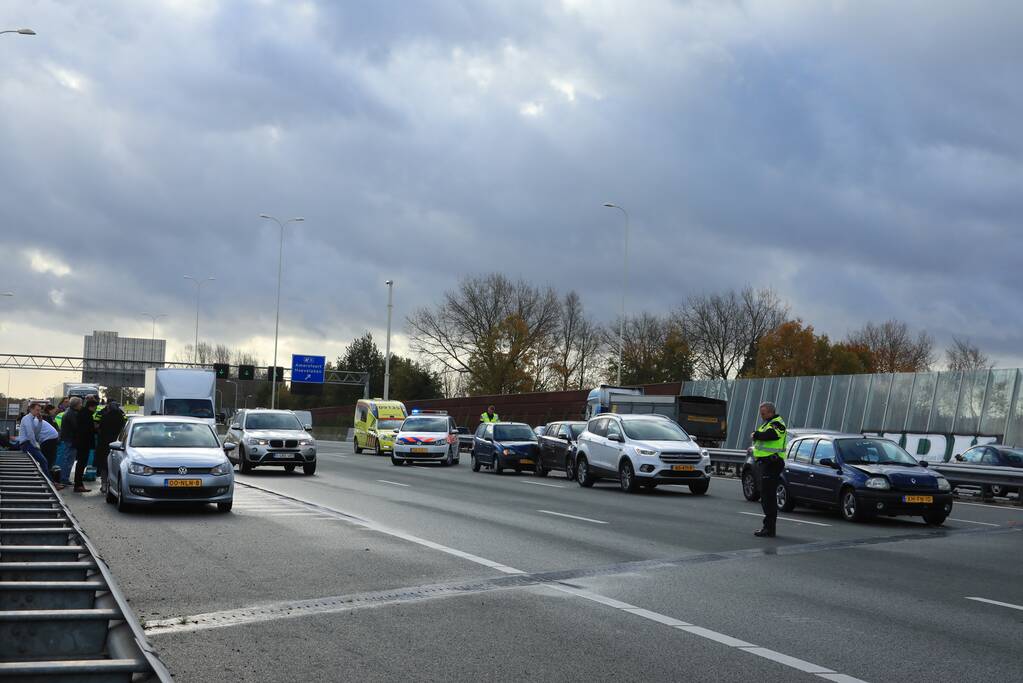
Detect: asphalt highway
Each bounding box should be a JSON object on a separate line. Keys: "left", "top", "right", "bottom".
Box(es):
{"left": 61, "top": 441, "right": 1023, "bottom": 682}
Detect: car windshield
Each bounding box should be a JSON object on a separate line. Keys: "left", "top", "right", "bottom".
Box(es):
{"left": 162, "top": 399, "right": 214, "bottom": 419}
{"left": 622, "top": 419, "right": 691, "bottom": 442}
{"left": 378, "top": 419, "right": 405, "bottom": 430}
{"left": 401, "top": 417, "right": 448, "bottom": 432}
{"left": 245, "top": 413, "right": 304, "bottom": 430}
{"left": 494, "top": 425, "right": 537, "bottom": 441}
{"left": 836, "top": 439, "right": 919, "bottom": 466}
{"left": 130, "top": 422, "right": 219, "bottom": 448}
{"left": 999, "top": 449, "right": 1023, "bottom": 465}
{"left": 568, "top": 424, "right": 586, "bottom": 439}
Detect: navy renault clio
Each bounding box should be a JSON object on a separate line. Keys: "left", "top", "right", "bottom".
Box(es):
{"left": 470, "top": 422, "right": 540, "bottom": 474}
{"left": 778, "top": 433, "right": 953, "bottom": 525}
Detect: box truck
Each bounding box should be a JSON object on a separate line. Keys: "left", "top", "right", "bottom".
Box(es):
{"left": 585, "top": 384, "right": 728, "bottom": 447}
{"left": 62, "top": 383, "right": 102, "bottom": 401}
{"left": 144, "top": 368, "right": 216, "bottom": 425}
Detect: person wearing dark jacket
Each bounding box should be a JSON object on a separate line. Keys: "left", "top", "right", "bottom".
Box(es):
{"left": 57, "top": 397, "right": 82, "bottom": 486}
{"left": 72, "top": 398, "right": 98, "bottom": 493}
{"left": 96, "top": 401, "right": 126, "bottom": 495}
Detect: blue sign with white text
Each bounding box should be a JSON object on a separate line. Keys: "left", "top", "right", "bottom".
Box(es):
{"left": 291, "top": 354, "right": 325, "bottom": 383}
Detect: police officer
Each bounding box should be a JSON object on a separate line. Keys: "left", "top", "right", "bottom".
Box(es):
{"left": 751, "top": 401, "right": 787, "bottom": 538}
{"left": 480, "top": 405, "right": 500, "bottom": 424}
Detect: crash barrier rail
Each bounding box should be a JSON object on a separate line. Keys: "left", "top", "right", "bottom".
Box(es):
{"left": 930, "top": 463, "right": 1023, "bottom": 506}
{"left": 0, "top": 452, "right": 173, "bottom": 681}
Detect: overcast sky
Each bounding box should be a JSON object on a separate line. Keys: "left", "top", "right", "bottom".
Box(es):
{"left": 2, "top": 0, "right": 1022, "bottom": 397}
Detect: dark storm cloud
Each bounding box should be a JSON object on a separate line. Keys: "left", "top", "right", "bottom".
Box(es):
{"left": 1, "top": 0, "right": 1022, "bottom": 374}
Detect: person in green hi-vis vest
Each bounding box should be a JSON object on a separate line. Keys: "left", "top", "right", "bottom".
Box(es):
{"left": 751, "top": 401, "right": 787, "bottom": 538}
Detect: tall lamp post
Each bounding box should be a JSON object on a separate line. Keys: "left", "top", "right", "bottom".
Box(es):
{"left": 0, "top": 28, "right": 36, "bottom": 36}
{"left": 383, "top": 280, "right": 394, "bottom": 400}
{"left": 183, "top": 276, "right": 214, "bottom": 364}
{"left": 259, "top": 214, "right": 304, "bottom": 410}
{"left": 603, "top": 203, "right": 630, "bottom": 386}
{"left": 140, "top": 312, "right": 167, "bottom": 341}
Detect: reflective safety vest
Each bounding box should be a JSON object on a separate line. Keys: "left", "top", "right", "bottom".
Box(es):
{"left": 480, "top": 412, "right": 500, "bottom": 424}
{"left": 752, "top": 416, "right": 787, "bottom": 459}
{"left": 55, "top": 411, "right": 64, "bottom": 429}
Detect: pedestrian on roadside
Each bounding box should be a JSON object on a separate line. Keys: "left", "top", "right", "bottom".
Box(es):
{"left": 57, "top": 397, "right": 82, "bottom": 486}
{"left": 96, "top": 400, "right": 126, "bottom": 495}
{"left": 16, "top": 402, "right": 50, "bottom": 472}
{"left": 480, "top": 405, "right": 500, "bottom": 424}
{"left": 71, "top": 397, "right": 98, "bottom": 493}
{"left": 750, "top": 401, "right": 788, "bottom": 538}
{"left": 38, "top": 405, "right": 63, "bottom": 487}
{"left": 57, "top": 396, "right": 70, "bottom": 413}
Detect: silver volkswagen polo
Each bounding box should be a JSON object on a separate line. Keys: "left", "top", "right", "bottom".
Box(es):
{"left": 106, "top": 416, "right": 235, "bottom": 513}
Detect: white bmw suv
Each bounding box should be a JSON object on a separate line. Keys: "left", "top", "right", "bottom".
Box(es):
{"left": 574, "top": 414, "right": 711, "bottom": 494}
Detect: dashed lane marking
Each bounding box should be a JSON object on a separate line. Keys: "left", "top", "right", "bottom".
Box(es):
{"left": 738, "top": 511, "right": 832, "bottom": 527}
{"left": 376, "top": 480, "right": 410, "bottom": 487}
{"left": 537, "top": 510, "right": 608, "bottom": 524}
{"left": 965, "top": 596, "right": 1023, "bottom": 612}
{"left": 947, "top": 518, "right": 999, "bottom": 527}
{"left": 520, "top": 480, "right": 566, "bottom": 489}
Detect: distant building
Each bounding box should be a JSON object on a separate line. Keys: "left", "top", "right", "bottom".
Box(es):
{"left": 83, "top": 330, "right": 166, "bottom": 387}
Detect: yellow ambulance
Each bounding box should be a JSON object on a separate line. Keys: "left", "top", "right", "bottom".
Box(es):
{"left": 353, "top": 399, "right": 408, "bottom": 455}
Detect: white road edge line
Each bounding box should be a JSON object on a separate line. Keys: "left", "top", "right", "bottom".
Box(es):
{"left": 965, "top": 596, "right": 1023, "bottom": 612}
{"left": 947, "top": 518, "right": 999, "bottom": 527}
{"left": 376, "top": 480, "right": 410, "bottom": 488}
{"left": 737, "top": 511, "right": 832, "bottom": 527}
{"left": 953, "top": 501, "right": 1023, "bottom": 512}
{"left": 537, "top": 509, "right": 608, "bottom": 524}
{"left": 521, "top": 481, "right": 566, "bottom": 489}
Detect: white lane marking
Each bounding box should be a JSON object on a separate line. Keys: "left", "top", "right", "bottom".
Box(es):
{"left": 818, "top": 674, "right": 870, "bottom": 683}
{"left": 537, "top": 510, "right": 608, "bottom": 524}
{"left": 965, "top": 597, "right": 1023, "bottom": 612}
{"left": 520, "top": 480, "right": 566, "bottom": 489}
{"left": 741, "top": 647, "right": 834, "bottom": 674}
{"left": 679, "top": 626, "right": 753, "bottom": 647}
{"left": 738, "top": 511, "right": 832, "bottom": 527}
{"left": 376, "top": 480, "right": 410, "bottom": 488}
{"left": 953, "top": 501, "right": 1023, "bottom": 512}
{"left": 948, "top": 518, "right": 999, "bottom": 527}
{"left": 624, "top": 608, "right": 690, "bottom": 627}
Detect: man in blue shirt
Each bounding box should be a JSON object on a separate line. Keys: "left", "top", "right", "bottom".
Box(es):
{"left": 17, "top": 402, "right": 50, "bottom": 472}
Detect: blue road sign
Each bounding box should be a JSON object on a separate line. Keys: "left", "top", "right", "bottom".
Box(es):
{"left": 291, "top": 354, "right": 326, "bottom": 383}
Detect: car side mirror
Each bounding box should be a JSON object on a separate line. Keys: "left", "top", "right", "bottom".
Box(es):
{"left": 817, "top": 457, "right": 837, "bottom": 468}
{"left": 230, "top": 424, "right": 241, "bottom": 430}
{"left": 954, "top": 454, "right": 964, "bottom": 462}
{"left": 608, "top": 433, "right": 622, "bottom": 443}
{"left": 223, "top": 442, "right": 237, "bottom": 452}
{"left": 562, "top": 435, "right": 571, "bottom": 442}
{"left": 918, "top": 460, "right": 929, "bottom": 467}
{"left": 304, "top": 424, "right": 312, "bottom": 431}
{"left": 109, "top": 441, "right": 124, "bottom": 451}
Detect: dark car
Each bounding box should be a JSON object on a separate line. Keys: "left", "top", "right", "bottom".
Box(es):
{"left": 456, "top": 426, "right": 474, "bottom": 452}
{"left": 741, "top": 429, "right": 839, "bottom": 501}
{"left": 950, "top": 445, "right": 1023, "bottom": 497}
{"left": 768, "top": 434, "right": 953, "bottom": 525}
{"left": 470, "top": 422, "right": 539, "bottom": 474}
{"left": 536, "top": 421, "right": 587, "bottom": 479}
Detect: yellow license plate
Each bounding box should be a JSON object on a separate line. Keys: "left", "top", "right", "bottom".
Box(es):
{"left": 672, "top": 465, "right": 695, "bottom": 471}
{"left": 411, "top": 447, "right": 428, "bottom": 454}
{"left": 903, "top": 495, "right": 933, "bottom": 504}
{"left": 166, "top": 479, "right": 202, "bottom": 488}
{"left": 519, "top": 459, "right": 534, "bottom": 465}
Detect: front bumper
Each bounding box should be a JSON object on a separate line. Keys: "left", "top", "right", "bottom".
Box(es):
{"left": 495, "top": 451, "right": 538, "bottom": 469}
{"left": 856, "top": 490, "right": 953, "bottom": 515}
{"left": 393, "top": 444, "right": 452, "bottom": 460}
{"left": 246, "top": 445, "right": 316, "bottom": 466}
{"left": 124, "top": 474, "right": 234, "bottom": 504}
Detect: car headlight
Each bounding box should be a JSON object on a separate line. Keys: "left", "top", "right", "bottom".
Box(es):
{"left": 937, "top": 477, "right": 951, "bottom": 491}
{"left": 299, "top": 439, "right": 314, "bottom": 446}
{"left": 636, "top": 448, "right": 658, "bottom": 456}
{"left": 210, "top": 462, "right": 232, "bottom": 476}
{"left": 128, "top": 463, "right": 154, "bottom": 475}
{"left": 502, "top": 448, "right": 512, "bottom": 456}
{"left": 865, "top": 477, "right": 890, "bottom": 490}
{"left": 246, "top": 437, "right": 269, "bottom": 446}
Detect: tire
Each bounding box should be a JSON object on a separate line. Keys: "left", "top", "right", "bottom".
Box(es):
{"left": 741, "top": 467, "right": 761, "bottom": 502}
{"left": 354, "top": 437, "right": 363, "bottom": 454}
{"left": 777, "top": 483, "right": 796, "bottom": 511}
{"left": 284, "top": 464, "right": 296, "bottom": 473}
{"left": 576, "top": 456, "right": 594, "bottom": 488}
{"left": 391, "top": 456, "right": 402, "bottom": 466}
{"left": 493, "top": 455, "right": 504, "bottom": 475}
{"left": 217, "top": 500, "right": 233, "bottom": 513}
{"left": 370, "top": 438, "right": 379, "bottom": 456}
{"left": 619, "top": 460, "right": 639, "bottom": 493}
{"left": 923, "top": 510, "right": 947, "bottom": 526}
{"left": 840, "top": 488, "right": 868, "bottom": 522}
{"left": 239, "top": 447, "right": 252, "bottom": 474}
{"left": 444, "top": 448, "right": 454, "bottom": 467}
{"left": 105, "top": 479, "right": 116, "bottom": 504}
{"left": 564, "top": 455, "right": 576, "bottom": 482}
{"left": 303, "top": 462, "right": 316, "bottom": 476}
{"left": 688, "top": 480, "right": 709, "bottom": 496}
{"left": 534, "top": 457, "right": 549, "bottom": 478}
{"left": 987, "top": 484, "right": 1009, "bottom": 498}
{"left": 116, "top": 479, "right": 130, "bottom": 513}
{"left": 471, "top": 452, "right": 481, "bottom": 472}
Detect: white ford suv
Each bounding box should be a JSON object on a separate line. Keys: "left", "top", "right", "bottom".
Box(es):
{"left": 574, "top": 414, "right": 711, "bottom": 494}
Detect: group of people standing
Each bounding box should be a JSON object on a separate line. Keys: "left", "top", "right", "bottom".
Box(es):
{"left": 15, "top": 396, "right": 126, "bottom": 494}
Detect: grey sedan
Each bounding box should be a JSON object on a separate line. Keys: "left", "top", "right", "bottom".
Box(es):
{"left": 106, "top": 416, "right": 235, "bottom": 513}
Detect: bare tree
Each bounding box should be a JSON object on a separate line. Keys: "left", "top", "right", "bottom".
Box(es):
{"left": 547, "top": 292, "right": 605, "bottom": 391}
{"left": 847, "top": 320, "right": 934, "bottom": 373}
{"left": 407, "top": 274, "right": 561, "bottom": 395}
{"left": 602, "top": 313, "right": 693, "bottom": 385}
{"left": 946, "top": 336, "right": 990, "bottom": 372}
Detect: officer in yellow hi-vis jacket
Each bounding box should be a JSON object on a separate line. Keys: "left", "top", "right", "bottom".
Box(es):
{"left": 750, "top": 401, "right": 787, "bottom": 538}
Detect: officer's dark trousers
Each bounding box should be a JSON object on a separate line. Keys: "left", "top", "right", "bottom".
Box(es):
{"left": 757, "top": 456, "right": 785, "bottom": 533}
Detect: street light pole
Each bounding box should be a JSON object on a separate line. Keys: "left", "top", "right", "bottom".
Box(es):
{"left": 183, "top": 276, "right": 214, "bottom": 364}
{"left": 225, "top": 380, "right": 239, "bottom": 414}
{"left": 0, "top": 28, "right": 36, "bottom": 36}
{"left": 259, "top": 214, "right": 304, "bottom": 410}
{"left": 140, "top": 312, "right": 167, "bottom": 341}
{"left": 603, "top": 203, "right": 630, "bottom": 386}
{"left": 383, "top": 280, "right": 394, "bottom": 401}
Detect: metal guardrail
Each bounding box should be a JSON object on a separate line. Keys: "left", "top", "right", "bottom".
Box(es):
{"left": 707, "top": 448, "right": 748, "bottom": 467}
{"left": 0, "top": 452, "right": 173, "bottom": 681}
{"left": 930, "top": 464, "right": 1023, "bottom": 506}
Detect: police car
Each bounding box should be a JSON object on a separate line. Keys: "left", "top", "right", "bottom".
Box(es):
{"left": 391, "top": 411, "right": 461, "bottom": 467}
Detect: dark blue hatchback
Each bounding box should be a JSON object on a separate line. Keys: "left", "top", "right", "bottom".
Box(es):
{"left": 470, "top": 422, "right": 540, "bottom": 474}
{"left": 777, "top": 434, "right": 953, "bottom": 525}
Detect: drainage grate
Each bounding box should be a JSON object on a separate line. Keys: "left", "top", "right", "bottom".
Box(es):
{"left": 0, "top": 451, "right": 173, "bottom": 682}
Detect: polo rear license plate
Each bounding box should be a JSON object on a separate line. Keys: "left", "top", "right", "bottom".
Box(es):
{"left": 672, "top": 465, "right": 695, "bottom": 471}
{"left": 166, "top": 479, "right": 202, "bottom": 488}
{"left": 903, "top": 495, "right": 933, "bottom": 504}
{"left": 519, "top": 459, "right": 534, "bottom": 465}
